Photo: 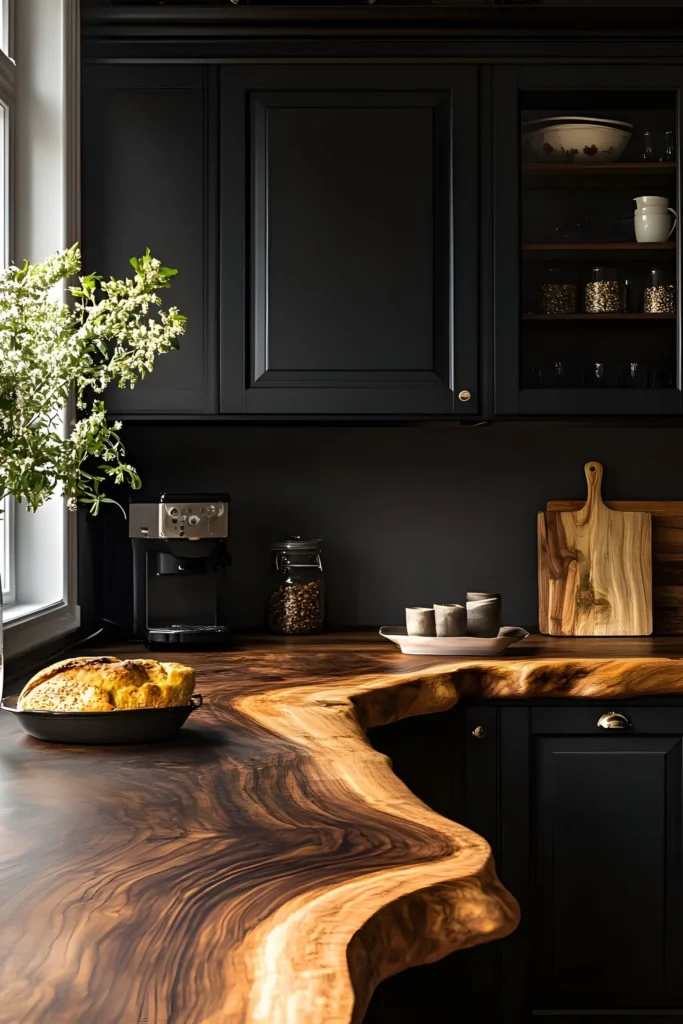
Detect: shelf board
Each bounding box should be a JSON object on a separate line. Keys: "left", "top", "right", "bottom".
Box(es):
{"left": 523, "top": 242, "right": 676, "bottom": 251}
{"left": 522, "top": 162, "right": 676, "bottom": 174}
{"left": 523, "top": 313, "right": 676, "bottom": 322}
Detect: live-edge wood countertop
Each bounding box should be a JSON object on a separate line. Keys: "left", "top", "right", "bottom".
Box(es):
{"left": 4, "top": 632, "right": 683, "bottom": 1024}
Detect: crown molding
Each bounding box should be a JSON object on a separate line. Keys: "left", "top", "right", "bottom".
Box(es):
{"left": 82, "top": 4, "right": 683, "bottom": 42}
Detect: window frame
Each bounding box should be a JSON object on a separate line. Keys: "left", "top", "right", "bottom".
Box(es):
{"left": 2, "top": 0, "right": 81, "bottom": 660}
{"left": 0, "top": 0, "right": 15, "bottom": 614}
{"left": 0, "top": 497, "right": 16, "bottom": 607}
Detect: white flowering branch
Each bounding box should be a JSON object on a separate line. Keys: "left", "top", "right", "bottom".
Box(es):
{"left": 0, "top": 244, "right": 186, "bottom": 514}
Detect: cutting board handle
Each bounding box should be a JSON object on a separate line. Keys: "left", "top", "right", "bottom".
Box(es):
{"left": 583, "top": 461, "right": 605, "bottom": 517}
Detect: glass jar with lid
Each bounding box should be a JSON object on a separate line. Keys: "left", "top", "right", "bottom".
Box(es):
{"left": 539, "top": 266, "right": 578, "bottom": 315}
{"left": 644, "top": 266, "right": 676, "bottom": 314}
{"left": 584, "top": 266, "right": 623, "bottom": 313}
{"left": 267, "top": 537, "right": 325, "bottom": 635}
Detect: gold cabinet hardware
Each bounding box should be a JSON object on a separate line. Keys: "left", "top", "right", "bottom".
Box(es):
{"left": 458, "top": 389, "right": 472, "bottom": 403}
{"left": 597, "top": 711, "right": 631, "bottom": 730}
{"left": 472, "top": 725, "right": 487, "bottom": 739}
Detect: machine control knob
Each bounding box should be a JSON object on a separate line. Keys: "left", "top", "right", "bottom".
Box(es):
{"left": 188, "top": 514, "right": 201, "bottom": 527}
{"left": 168, "top": 507, "right": 178, "bottom": 517}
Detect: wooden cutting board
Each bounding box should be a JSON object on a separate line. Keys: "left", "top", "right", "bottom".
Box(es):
{"left": 538, "top": 462, "right": 653, "bottom": 636}
{"left": 547, "top": 497, "right": 683, "bottom": 635}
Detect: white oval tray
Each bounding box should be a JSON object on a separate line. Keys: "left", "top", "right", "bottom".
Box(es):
{"left": 379, "top": 626, "right": 529, "bottom": 657}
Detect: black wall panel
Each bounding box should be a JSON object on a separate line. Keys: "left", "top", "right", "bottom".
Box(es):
{"left": 95, "top": 421, "right": 683, "bottom": 631}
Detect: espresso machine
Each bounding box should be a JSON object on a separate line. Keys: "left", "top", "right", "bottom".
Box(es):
{"left": 129, "top": 494, "right": 230, "bottom": 648}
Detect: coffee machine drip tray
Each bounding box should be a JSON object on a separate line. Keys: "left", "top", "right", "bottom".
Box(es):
{"left": 147, "top": 625, "right": 231, "bottom": 647}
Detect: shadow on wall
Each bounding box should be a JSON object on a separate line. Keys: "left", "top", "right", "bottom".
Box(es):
{"left": 92, "top": 421, "right": 683, "bottom": 631}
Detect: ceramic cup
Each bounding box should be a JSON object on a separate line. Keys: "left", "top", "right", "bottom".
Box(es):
{"left": 406, "top": 606, "right": 436, "bottom": 637}
{"left": 433, "top": 603, "right": 466, "bottom": 637}
{"left": 634, "top": 195, "right": 669, "bottom": 210}
{"left": 634, "top": 207, "right": 677, "bottom": 243}
{"left": 466, "top": 592, "right": 502, "bottom": 638}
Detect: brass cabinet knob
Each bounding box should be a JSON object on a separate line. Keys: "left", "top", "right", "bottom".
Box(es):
{"left": 458, "top": 389, "right": 472, "bottom": 403}
{"left": 472, "top": 725, "right": 487, "bottom": 739}
{"left": 597, "top": 711, "right": 631, "bottom": 730}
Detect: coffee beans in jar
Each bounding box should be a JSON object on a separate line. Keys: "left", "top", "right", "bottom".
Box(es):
{"left": 584, "top": 267, "right": 622, "bottom": 314}
{"left": 539, "top": 267, "right": 579, "bottom": 315}
{"left": 540, "top": 283, "right": 578, "bottom": 315}
{"left": 644, "top": 269, "right": 676, "bottom": 314}
{"left": 268, "top": 580, "right": 323, "bottom": 634}
{"left": 644, "top": 284, "right": 676, "bottom": 314}
{"left": 268, "top": 537, "right": 325, "bottom": 636}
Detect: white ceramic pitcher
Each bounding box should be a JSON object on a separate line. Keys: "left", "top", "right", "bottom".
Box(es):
{"left": 634, "top": 196, "right": 677, "bottom": 243}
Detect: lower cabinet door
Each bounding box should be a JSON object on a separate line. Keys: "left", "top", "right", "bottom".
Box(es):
{"left": 529, "top": 721, "right": 683, "bottom": 1018}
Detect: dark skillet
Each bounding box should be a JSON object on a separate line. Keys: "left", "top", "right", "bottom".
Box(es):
{"left": 0, "top": 693, "right": 204, "bottom": 744}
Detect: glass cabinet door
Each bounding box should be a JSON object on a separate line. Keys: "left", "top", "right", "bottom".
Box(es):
{"left": 494, "top": 67, "right": 683, "bottom": 416}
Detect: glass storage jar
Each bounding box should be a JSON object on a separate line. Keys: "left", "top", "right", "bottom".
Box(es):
{"left": 644, "top": 266, "right": 676, "bottom": 314}
{"left": 539, "top": 266, "right": 578, "bottom": 315}
{"left": 268, "top": 537, "right": 325, "bottom": 635}
{"left": 584, "top": 266, "right": 623, "bottom": 313}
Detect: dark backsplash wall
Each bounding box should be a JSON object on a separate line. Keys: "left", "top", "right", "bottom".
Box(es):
{"left": 95, "top": 421, "right": 683, "bottom": 632}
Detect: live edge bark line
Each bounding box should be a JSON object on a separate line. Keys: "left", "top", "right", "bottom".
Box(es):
{"left": 224, "top": 653, "right": 683, "bottom": 1024}
{"left": 4, "top": 644, "right": 683, "bottom": 1024}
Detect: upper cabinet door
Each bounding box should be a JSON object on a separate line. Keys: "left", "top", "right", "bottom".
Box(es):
{"left": 82, "top": 65, "right": 218, "bottom": 415}
{"left": 221, "top": 66, "right": 479, "bottom": 417}
{"left": 493, "top": 66, "right": 683, "bottom": 417}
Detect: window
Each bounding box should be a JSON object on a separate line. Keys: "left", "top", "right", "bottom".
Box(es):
{"left": 2, "top": 0, "right": 81, "bottom": 657}
{"left": 0, "top": 1, "right": 12, "bottom": 264}
{"left": 0, "top": 497, "right": 15, "bottom": 607}
{"left": 0, "top": 1, "right": 14, "bottom": 612}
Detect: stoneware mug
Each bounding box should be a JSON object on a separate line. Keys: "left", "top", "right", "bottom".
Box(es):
{"left": 466, "top": 592, "right": 502, "bottom": 638}
{"left": 634, "top": 204, "right": 677, "bottom": 243}
{"left": 406, "top": 606, "right": 436, "bottom": 637}
{"left": 433, "top": 603, "right": 466, "bottom": 637}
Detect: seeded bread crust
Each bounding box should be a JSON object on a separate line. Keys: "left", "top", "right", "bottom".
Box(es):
{"left": 18, "top": 657, "right": 195, "bottom": 712}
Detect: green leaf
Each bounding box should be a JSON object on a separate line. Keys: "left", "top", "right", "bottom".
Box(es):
{"left": 0, "top": 243, "right": 184, "bottom": 517}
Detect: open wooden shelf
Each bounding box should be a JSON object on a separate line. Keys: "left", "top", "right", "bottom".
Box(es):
{"left": 523, "top": 313, "right": 676, "bottom": 322}
{"left": 522, "top": 162, "right": 676, "bottom": 174}
{"left": 523, "top": 242, "right": 676, "bottom": 251}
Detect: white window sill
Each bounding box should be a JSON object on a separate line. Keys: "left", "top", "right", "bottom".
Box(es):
{"left": 2, "top": 601, "right": 80, "bottom": 659}
{"left": 3, "top": 601, "right": 53, "bottom": 624}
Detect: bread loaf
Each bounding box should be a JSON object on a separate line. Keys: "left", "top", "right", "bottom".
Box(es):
{"left": 18, "top": 656, "right": 195, "bottom": 712}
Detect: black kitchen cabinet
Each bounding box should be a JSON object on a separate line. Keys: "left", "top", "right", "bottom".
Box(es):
{"left": 493, "top": 65, "right": 683, "bottom": 417}
{"left": 221, "top": 66, "right": 480, "bottom": 416}
{"left": 82, "top": 9, "right": 683, "bottom": 422}
{"left": 367, "top": 700, "right": 683, "bottom": 1022}
{"left": 82, "top": 64, "right": 219, "bottom": 415}
{"left": 463, "top": 701, "right": 683, "bottom": 1021}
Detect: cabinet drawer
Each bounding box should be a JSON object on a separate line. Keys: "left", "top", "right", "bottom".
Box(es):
{"left": 532, "top": 705, "right": 683, "bottom": 735}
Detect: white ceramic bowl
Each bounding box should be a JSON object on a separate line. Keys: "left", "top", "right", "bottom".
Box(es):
{"left": 522, "top": 116, "right": 633, "bottom": 131}
{"left": 525, "top": 122, "right": 632, "bottom": 164}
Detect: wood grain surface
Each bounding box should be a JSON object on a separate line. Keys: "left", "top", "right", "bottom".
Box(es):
{"left": 539, "top": 462, "right": 653, "bottom": 636}
{"left": 547, "top": 499, "right": 683, "bottom": 635}
{"left": 3, "top": 632, "right": 683, "bottom": 1024}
